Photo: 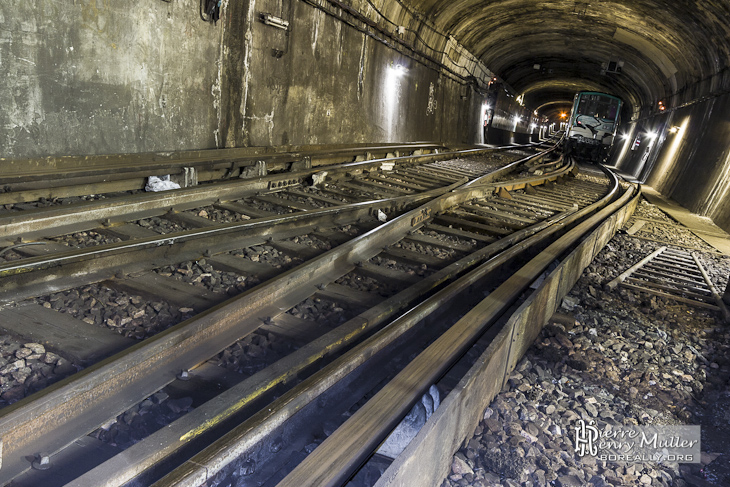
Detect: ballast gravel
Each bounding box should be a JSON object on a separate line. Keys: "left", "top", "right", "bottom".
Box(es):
{"left": 440, "top": 199, "right": 730, "bottom": 487}
{"left": 33, "top": 284, "right": 189, "bottom": 340}
{"left": 0, "top": 340, "right": 72, "bottom": 406}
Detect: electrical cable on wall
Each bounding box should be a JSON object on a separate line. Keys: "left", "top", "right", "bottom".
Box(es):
{"left": 306, "top": 0, "right": 492, "bottom": 90}
{"left": 359, "top": 0, "right": 491, "bottom": 83}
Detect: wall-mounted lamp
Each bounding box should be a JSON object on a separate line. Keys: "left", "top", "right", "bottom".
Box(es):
{"left": 260, "top": 13, "right": 290, "bottom": 30}
{"left": 668, "top": 126, "right": 681, "bottom": 134}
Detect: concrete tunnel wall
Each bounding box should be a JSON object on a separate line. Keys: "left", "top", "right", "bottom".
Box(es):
{"left": 0, "top": 0, "right": 503, "bottom": 159}
{"left": 220, "top": 0, "right": 482, "bottom": 148}
{"left": 5, "top": 0, "right": 728, "bottom": 238}
{"left": 0, "top": 0, "right": 221, "bottom": 158}
{"left": 614, "top": 91, "right": 730, "bottom": 234}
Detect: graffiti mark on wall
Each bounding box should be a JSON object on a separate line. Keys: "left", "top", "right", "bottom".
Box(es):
{"left": 427, "top": 82, "right": 437, "bottom": 115}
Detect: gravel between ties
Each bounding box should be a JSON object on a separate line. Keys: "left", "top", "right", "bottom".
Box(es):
{"left": 441, "top": 199, "right": 730, "bottom": 487}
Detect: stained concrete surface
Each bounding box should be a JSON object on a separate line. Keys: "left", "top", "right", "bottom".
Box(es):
{"left": 0, "top": 0, "right": 220, "bottom": 158}
{"left": 403, "top": 0, "right": 730, "bottom": 120}
{"left": 0, "top": 0, "right": 494, "bottom": 158}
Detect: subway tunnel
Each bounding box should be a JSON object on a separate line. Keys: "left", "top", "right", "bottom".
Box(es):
{"left": 3, "top": 2, "right": 730, "bottom": 486}
{"left": 2, "top": 1, "right": 729, "bottom": 235}
{"left": 2, "top": 1, "right": 730, "bottom": 234}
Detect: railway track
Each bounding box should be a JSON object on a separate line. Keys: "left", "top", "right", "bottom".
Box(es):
{"left": 0, "top": 141, "right": 558, "bottom": 212}
{"left": 0, "top": 143, "right": 553, "bottom": 250}
{"left": 0, "top": 143, "right": 638, "bottom": 487}
{"left": 0, "top": 143, "right": 457, "bottom": 206}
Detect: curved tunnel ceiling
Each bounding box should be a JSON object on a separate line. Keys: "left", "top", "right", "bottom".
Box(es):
{"left": 401, "top": 0, "right": 730, "bottom": 119}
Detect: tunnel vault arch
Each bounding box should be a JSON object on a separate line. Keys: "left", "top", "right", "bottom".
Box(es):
{"left": 385, "top": 0, "right": 730, "bottom": 119}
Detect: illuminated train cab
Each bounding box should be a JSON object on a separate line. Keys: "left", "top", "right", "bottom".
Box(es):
{"left": 564, "top": 91, "right": 622, "bottom": 163}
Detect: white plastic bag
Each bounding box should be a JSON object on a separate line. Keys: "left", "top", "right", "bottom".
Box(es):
{"left": 145, "top": 175, "right": 181, "bottom": 192}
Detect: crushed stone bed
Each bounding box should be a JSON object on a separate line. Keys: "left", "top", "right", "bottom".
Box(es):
{"left": 441, "top": 197, "right": 730, "bottom": 487}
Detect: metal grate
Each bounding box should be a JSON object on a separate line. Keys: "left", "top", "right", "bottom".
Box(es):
{"left": 607, "top": 246, "right": 730, "bottom": 322}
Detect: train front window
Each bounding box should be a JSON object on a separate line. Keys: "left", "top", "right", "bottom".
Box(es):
{"left": 577, "top": 95, "right": 619, "bottom": 121}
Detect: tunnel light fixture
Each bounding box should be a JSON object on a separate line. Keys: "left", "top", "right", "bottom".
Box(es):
{"left": 260, "top": 13, "right": 290, "bottom": 30}
{"left": 669, "top": 126, "right": 681, "bottom": 134}
{"left": 646, "top": 131, "right": 658, "bottom": 140}
{"left": 392, "top": 64, "right": 407, "bottom": 76}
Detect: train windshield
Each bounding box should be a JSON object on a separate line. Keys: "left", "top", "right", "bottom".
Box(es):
{"left": 577, "top": 94, "right": 620, "bottom": 121}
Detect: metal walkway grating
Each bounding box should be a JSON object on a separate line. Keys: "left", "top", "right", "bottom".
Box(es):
{"left": 607, "top": 246, "right": 730, "bottom": 322}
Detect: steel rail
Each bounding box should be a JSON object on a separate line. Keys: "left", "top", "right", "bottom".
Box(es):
{"left": 0, "top": 143, "right": 549, "bottom": 238}
{"left": 0, "top": 180, "right": 460, "bottom": 276}
{"left": 0, "top": 151, "right": 567, "bottom": 483}
{"left": 0, "top": 155, "right": 570, "bottom": 301}
{"left": 0, "top": 208, "right": 452, "bottom": 306}
{"left": 0, "top": 143, "right": 547, "bottom": 208}
{"left": 274, "top": 177, "right": 637, "bottom": 487}
{"left": 0, "top": 143, "right": 446, "bottom": 184}
{"left": 69, "top": 204, "right": 580, "bottom": 487}
{"left": 151, "top": 169, "right": 621, "bottom": 487}
{"left": 462, "top": 147, "right": 561, "bottom": 188}
{"left": 69, "top": 158, "right": 584, "bottom": 487}
{"left": 0, "top": 169, "right": 529, "bottom": 483}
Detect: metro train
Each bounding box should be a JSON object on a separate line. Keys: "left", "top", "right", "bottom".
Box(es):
{"left": 563, "top": 91, "right": 623, "bottom": 163}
